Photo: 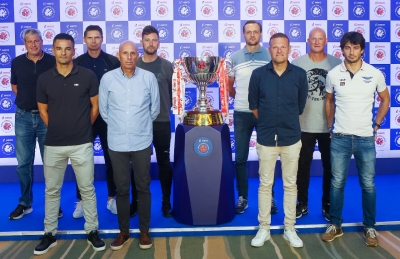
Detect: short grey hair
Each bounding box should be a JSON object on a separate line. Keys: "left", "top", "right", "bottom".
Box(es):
{"left": 23, "top": 28, "right": 42, "bottom": 41}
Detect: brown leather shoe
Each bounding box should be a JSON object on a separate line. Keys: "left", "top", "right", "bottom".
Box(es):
{"left": 110, "top": 232, "right": 130, "bottom": 251}
{"left": 364, "top": 228, "right": 379, "bottom": 247}
{"left": 321, "top": 224, "right": 343, "bottom": 242}
{"left": 139, "top": 231, "right": 152, "bottom": 249}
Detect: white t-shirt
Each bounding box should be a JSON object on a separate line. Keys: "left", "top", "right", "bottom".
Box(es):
{"left": 326, "top": 61, "right": 387, "bottom": 137}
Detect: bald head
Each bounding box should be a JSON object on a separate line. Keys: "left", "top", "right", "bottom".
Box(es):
{"left": 307, "top": 27, "right": 327, "bottom": 54}
{"left": 117, "top": 41, "right": 139, "bottom": 74}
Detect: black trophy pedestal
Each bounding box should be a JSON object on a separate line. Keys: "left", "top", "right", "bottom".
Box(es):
{"left": 173, "top": 124, "right": 235, "bottom": 225}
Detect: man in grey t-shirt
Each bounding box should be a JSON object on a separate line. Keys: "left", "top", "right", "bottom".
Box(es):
{"left": 291, "top": 28, "right": 341, "bottom": 221}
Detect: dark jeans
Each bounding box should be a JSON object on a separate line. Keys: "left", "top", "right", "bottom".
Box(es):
{"left": 15, "top": 108, "right": 47, "bottom": 207}
{"left": 109, "top": 146, "right": 152, "bottom": 232}
{"left": 76, "top": 116, "right": 116, "bottom": 199}
{"left": 296, "top": 132, "right": 331, "bottom": 206}
{"left": 131, "top": 122, "right": 173, "bottom": 202}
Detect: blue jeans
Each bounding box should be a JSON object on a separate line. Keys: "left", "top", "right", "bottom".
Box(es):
{"left": 330, "top": 133, "right": 376, "bottom": 228}
{"left": 15, "top": 107, "right": 47, "bottom": 207}
{"left": 233, "top": 111, "right": 257, "bottom": 199}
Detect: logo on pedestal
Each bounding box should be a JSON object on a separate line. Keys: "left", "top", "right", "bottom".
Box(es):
{"left": 194, "top": 137, "right": 213, "bottom": 157}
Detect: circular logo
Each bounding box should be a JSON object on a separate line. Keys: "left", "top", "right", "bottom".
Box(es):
{"left": 158, "top": 27, "right": 169, "bottom": 41}
{"left": 156, "top": 5, "right": 168, "bottom": 17}
{"left": 1, "top": 120, "right": 13, "bottom": 133}
{"left": 88, "top": 5, "right": 101, "bottom": 19}
{"left": 230, "top": 138, "right": 235, "bottom": 150}
{"left": 197, "top": 60, "right": 207, "bottom": 70}
{"left": 394, "top": 134, "right": 400, "bottom": 148}
{"left": 375, "top": 135, "right": 385, "bottom": 147}
{"left": 289, "top": 5, "right": 301, "bottom": 17}
{"left": 201, "top": 27, "right": 214, "bottom": 40}
{"left": 223, "top": 27, "right": 235, "bottom": 40}
{"left": 374, "top": 49, "right": 386, "bottom": 61}
{"left": 374, "top": 27, "right": 386, "bottom": 40}
{"left": 395, "top": 28, "right": 400, "bottom": 39}
{"left": 332, "top": 49, "right": 343, "bottom": 59}
{"left": 310, "top": 5, "right": 323, "bottom": 17}
{"left": 395, "top": 49, "right": 400, "bottom": 62}
{"left": 179, "top": 27, "right": 191, "bottom": 40}
{"left": 395, "top": 92, "right": 400, "bottom": 105}
{"left": 354, "top": 27, "right": 365, "bottom": 35}
{"left": 194, "top": 137, "right": 213, "bottom": 157}
{"left": 138, "top": 48, "right": 144, "bottom": 57}
{"left": 289, "top": 27, "right": 301, "bottom": 40}
{"left": 374, "top": 5, "right": 386, "bottom": 17}
{"left": 93, "top": 138, "right": 102, "bottom": 154}
{"left": 185, "top": 94, "right": 192, "bottom": 108}
{"left": 396, "top": 114, "right": 400, "bottom": 126}
{"left": 2, "top": 141, "right": 14, "bottom": 155}
{"left": 0, "top": 52, "right": 12, "bottom": 65}
{"left": 267, "top": 5, "right": 280, "bottom": 17}
{"left": 290, "top": 49, "right": 301, "bottom": 61}
{"left": 111, "top": 5, "right": 123, "bottom": 18}
{"left": 228, "top": 96, "right": 234, "bottom": 107}
{"left": 42, "top": 6, "right": 55, "bottom": 19}
{"left": 224, "top": 49, "right": 234, "bottom": 58}
{"left": 223, "top": 5, "right": 236, "bottom": 17}
{"left": 43, "top": 29, "right": 56, "bottom": 42}
{"left": 353, "top": 5, "right": 365, "bottom": 18}
{"left": 201, "top": 49, "right": 213, "bottom": 57}
{"left": 201, "top": 5, "right": 213, "bottom": 17}
{"left": 396, "top": 6, "right": 400, "bottom": 18}
{"left": 65, "top": 5, "right": 78, "bottom": 18}
{"left": 396, "top": 71, "right": 400, "bottom": 83}
{"left": 332, "top": 5, "right": 344, "bottom": 17}
{"left": 0, "top": 75, "right": 10, "bottom": 88}
{"left": 332, "top": 27, "right": 344, "bottom": 40}
{"left": 245, "top": 5, "right": 257, "bottom": 17}
{"left": 249, "top": 137, "right": 257, "bottom": 150}
{"left": 0, "top": 30, "right": 10, "bottom": 43}
{"left": 158, "top": 50, "right": 169, "bottom": 59}
{"left": 206, "top": 94, "right": 214, "bottom": 106}
{"left": 179, "top": 49, "right": 191, "bottom": 59}
{"left": 0, "top": 7, "right": 10, "bottom": 20}
{"left": 0, "top": 97, "right": 12, "bottom": 111}
{"left": 267, "top": 27, "right": 279, "bottom": 37}
{"left": 133, "top": 28, "right": 142, "bottom": 41}
{"left": 178, "top": 4, "right": 191, "bottom": 18}
{"left": 133, "top": 5, "right": 146, "bottom": 18}
{"left": 19, "top": 6, "right": 32, "bottom": 19}
{"left": 111, "top": 28, "right": 124, "bottom": 41}
{"left": 66, "top": 28, "right": 79, "bottom": 40}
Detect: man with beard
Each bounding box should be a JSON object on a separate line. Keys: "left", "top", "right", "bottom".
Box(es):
{"left": 291, "top": 28, "right": 341, "bottom": 221}
{"left": 228, "top": 20, "right": 277, "bottom": 215}
{"left": 72, "top": 25, "right": 120, "bottom": 218}
{"left": 322, "top": 32, "right": 389, "bottom": 247}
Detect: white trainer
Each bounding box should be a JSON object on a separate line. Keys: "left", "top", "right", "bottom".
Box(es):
{"left": 107, "top": 199, "right": 117, "bottom": 214}
{"left": 283, "top": 228, "right": 303, "bottom": 248}
{"left": 251, "top": 228, "right": 271, "bottom": 247}
{"left": 73, "top": 201, "right": 84, "bottom": 218}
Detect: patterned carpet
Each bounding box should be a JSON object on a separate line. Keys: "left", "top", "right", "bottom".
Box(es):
{"left": 1, "top": 231, "right": 400, "bottom": 259}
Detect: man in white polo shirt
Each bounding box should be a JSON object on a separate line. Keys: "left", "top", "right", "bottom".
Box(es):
{"left": 322, "top": 31, "right": 389, "bottom": 247}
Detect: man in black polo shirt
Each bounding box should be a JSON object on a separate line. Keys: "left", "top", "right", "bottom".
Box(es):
{"left": 72, "top": 25, "right": 120, "bottom": 218}
{"left": 34, "top": 33, "right": 105, "bottom": 255}
{"left": 248, "top": 33, "right": 308, "bottom": 248}
{"left": 9, "top": 28, "right": 60, "bottom": 220}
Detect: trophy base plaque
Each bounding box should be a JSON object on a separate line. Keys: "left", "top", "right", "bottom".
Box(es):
{"left": 183, "top": 110, "right": 224, "bottom": 126}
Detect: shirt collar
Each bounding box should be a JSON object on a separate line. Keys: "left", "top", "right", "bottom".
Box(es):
{"left": 243, "top": 45, "right": 264, "bottom": 55}
{"left": 265, "top": 61, "right": 293, "bottom": 71}
{"left": 52, "top": 64, "right": 79, "bottom": 77}
{"left": 26, "top": 51, "right": 45, "bottom": 61}
{"left": 119, "top": 66, "right": 138, "bottom": 78}
{"left": 339, "top": 60, "right": 366, "bottom": 72}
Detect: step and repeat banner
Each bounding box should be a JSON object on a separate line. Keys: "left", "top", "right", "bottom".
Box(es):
{"left": 1, "top": 0, "right": 400, "bottom": 166}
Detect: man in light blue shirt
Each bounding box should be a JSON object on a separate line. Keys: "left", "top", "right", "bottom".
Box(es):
{"left": 99, "top": 40, "right": 159, "bottom": 251}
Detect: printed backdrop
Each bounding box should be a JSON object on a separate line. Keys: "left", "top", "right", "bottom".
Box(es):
{"left": 0, "top": 0, "right": 400, "bottom": 166}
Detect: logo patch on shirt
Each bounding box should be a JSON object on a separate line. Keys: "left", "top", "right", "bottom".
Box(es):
{"left": 362, "top": 76, "right": 372, "bottom": 83}
{"left": 74, "top": 84, "right": 79, "bottom": 86}
{"left": 339, "top": 78, "right": 345, "bottom": 86}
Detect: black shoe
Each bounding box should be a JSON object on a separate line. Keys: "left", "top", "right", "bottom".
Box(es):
{"left": 87, "top": 230, "right": 106, "bottom": 251}
{"left": 9, "top": 204, "right": 33, "bottom": 220}
{"left": 296, "top": 203, "right": 308, "bottom": 218}
{"left": 271, "top": 198, "right": 278, "bottom": 214}
{"left": 34, "top": 233, "right": 57, "bottom": 255}
{"left": 322, "top": 203, "right": 331, "bottom": 222}
{"left": 130, "top": 201, "right": 138, "bottom": 218}
{"left": 58, "top": 208, "right": 63, "bottom": 218}
{"left": 162, "top": 200, "right": 173, "bottom": 218}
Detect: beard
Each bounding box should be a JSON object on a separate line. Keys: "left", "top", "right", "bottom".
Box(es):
{"left": 144, "top": 47, "right": 157, "bottom": 55}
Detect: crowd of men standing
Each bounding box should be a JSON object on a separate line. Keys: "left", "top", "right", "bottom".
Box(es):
{"left": 8, "top": 20, "right": 389, "bottom": 255}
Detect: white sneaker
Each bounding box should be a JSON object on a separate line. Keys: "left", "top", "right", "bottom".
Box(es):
{"left": 251, "top": 228, "right": 270, "bottom": 247}
{"left": 107, "top": 199, "right": 117, "bottom": 214}
{"left": 283, "top": 228, "right": 303, "bottom": 248}
{"left": 73, "top": 201, "right": 84, "bottom": 218}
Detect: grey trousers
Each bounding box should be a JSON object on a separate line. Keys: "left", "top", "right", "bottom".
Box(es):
{"left": 43, "top": 143, "right": 99, "bottom": 235}
{"left": 108, "top": 146, "right": 152, "bottom": 232}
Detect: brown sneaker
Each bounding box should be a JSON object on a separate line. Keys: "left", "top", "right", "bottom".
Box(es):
{"left": 321, "top": 224, "right": 343, "bottom": 242}
{"left": 364, "top": 228, "right": 379, "bottom": 247}
{"left": 139, "top": 231, "right": 152, "bottom": 249}
{"left": 110, "top": 232, "right": 130, "bottom": 251}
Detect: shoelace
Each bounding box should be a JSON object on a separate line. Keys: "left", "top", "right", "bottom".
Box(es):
{"left": 287, "top": 229, "right": 301, "bottom": 240}
{"left": 326, "top": 225, "right": 337, "bottom": 234}
{"left": 366, "top": 228, "right": 377, "bottom": 238}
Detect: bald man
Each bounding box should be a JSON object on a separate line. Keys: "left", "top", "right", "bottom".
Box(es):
{"left": 291, "top": 28, "right": 341, "bottom": 221}
{"left": 99, "top": 41, "right": 160, "bottom": 250}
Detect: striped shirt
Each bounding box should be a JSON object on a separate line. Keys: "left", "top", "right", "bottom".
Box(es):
{"left": 229, "top": 46, "right": 271, "bottom": 112}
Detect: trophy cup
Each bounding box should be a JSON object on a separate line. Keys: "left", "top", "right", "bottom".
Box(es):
{"left": 172, "top": 56, "right": 231, "bottom": 126}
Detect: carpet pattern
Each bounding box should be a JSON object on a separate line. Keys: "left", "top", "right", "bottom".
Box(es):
{"left": 1, "top": 231, "right": 400, "bottom": 259}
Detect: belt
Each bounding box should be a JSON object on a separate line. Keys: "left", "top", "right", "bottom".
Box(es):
{"left": 21, "top": 109, "right": 39, "bottom": 114}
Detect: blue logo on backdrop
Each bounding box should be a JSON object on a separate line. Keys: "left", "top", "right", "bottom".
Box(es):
{"left": 93, "top": 136, "right": 103, "bottom": 155}
{"left": 285, "top": 21, "right": 305, "bottom": 42}
{"left": 391, "top": 86, "right": 400, "bottom": 107}
{"left": 106, "top": 22, "right": 128, "bottom": 43}
{"left": 175, "top": 3, "right": 194, "bottom": 19}
{"left": 194, "top": 137, "right": 213, "bottom": 157}
{"left": 0, "top": 92, "right": 15, "bottom": 112}
{"left": 219, "top": 1, "right": 239, "bottom": 20}
{"left": 393, "top": 4, "right": 400, "bottom": 19}
{"left": 61, "top": 22, "right": 83, "bottom": 44}
{"left": 0, "top": 4, "right": 13, "bottom": 22}
{"left": 328, "top": 21, "right": 348, "bottom": 42}
{"left": 230, "top": 133, "right": 235, "bottom": 153}
{"left": 0, "top": 48, "right": 14, "bottom": 68}
{"left": 185, "top": 88, "right": 197, "bottom": 110}
{"left": 38, "top": 0, "right": 59, "bottom": 22}
{"left": 152, "top": 21, "right": 173, "bottom": 43}
{"left": 83, "top": 1, "right": 105, "bottom": 20}
{"left": 218, "top": 43, "right": 240, "bottom": 59}
{"left": 263, "top": 2, "right": 284, "bottom": 19}
{"left": 307, "top": 1, "right": 327, "bottom": 20}
{"left": 349, "top": 3, "right": 369, "bottom": 20}
{"left": 391, "top": 43, "right": 400, "bottom": 64}
{"left": 390, "top": 130, "right": 400, "bottom": 150}
{"left": 174, "top": 43, "right": 196, "bottom": 60}
{"left": 129, "top": 1, "right": 150, "bottom": 20}
{"left": 15, "top": 23, "right": 36, "bottom": 45}
{"left": 373, "top": 64, "right": 390, "bottom": 86}
{"left": 1, "top": 137, "right": 15, "bottom": 157}
{"left": 370, "top": 22, "right": 390, "bottom": 42}
{"left": 197, "top": 21, "right": 218, "bottom": 42}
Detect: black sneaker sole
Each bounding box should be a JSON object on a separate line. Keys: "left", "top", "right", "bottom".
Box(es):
{"left": 9, "top": 207, "right": 33, "bottom": 220}
{"left": 296, "top": 210, "right": 308, "bottom": 219}
{"left": 87, "top": 240, "right": 106, "bottom": 251}
{"left": 33, "top": 241, "right": 57, "bottom": 255}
